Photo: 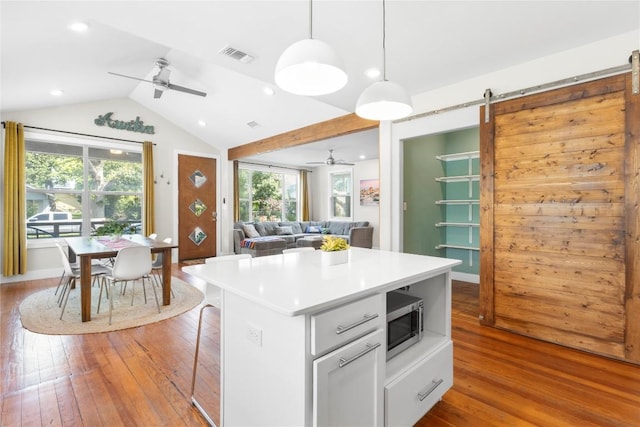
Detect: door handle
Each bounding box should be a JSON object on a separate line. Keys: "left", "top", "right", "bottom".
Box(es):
{"left": 212, "top": 211, "right": 217, "bottom": 221}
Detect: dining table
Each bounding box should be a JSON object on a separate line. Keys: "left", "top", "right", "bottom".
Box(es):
{"left": 64, "top": 235, "right": 178, "bottom": 322}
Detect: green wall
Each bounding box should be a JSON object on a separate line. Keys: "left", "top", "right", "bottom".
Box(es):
{"left": 403, "top": 134, "right": 445, "bottom": 257}
{"left": 403, "top": 127, "right": 479, "bottom": 275}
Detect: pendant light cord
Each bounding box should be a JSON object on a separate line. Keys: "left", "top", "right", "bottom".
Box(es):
{"left": 382, "top": 0, "right": 387, "bottom": 81}
{"left": 309, "top": 0, "right": 313, "bottom": 39}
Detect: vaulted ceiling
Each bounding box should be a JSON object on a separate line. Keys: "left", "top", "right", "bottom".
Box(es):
{"left": 2, "top": 1, "right": 638, "bottom": 166}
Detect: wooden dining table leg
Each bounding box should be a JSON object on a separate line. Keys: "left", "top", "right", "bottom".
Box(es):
{"left": 80, "top": 255, "right": 93, "bottom": 322}
{"left": 161, "top": 248, "right": 172, "bottom": 306}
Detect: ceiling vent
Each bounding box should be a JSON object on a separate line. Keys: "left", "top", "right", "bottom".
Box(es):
{"left": 219, "top": 45, "right": 254, "bottom": 63}
{"left": 246, "top": 121, "right": 259, "bottom": 128}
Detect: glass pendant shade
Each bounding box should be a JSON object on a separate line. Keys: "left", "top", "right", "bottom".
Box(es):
{"left": 275, "top": 38, "right": 348, "bottom": 96}
{"left": 355, "top": 80, "right": 413, "bottom": 120}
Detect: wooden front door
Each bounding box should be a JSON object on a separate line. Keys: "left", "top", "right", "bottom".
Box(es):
{"left": 178, "top": 154, "right": 217, "bottom": 261}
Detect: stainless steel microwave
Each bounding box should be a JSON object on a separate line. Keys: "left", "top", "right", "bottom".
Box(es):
{"left": 386, "top": 290, "right": 424, "bottom": 360}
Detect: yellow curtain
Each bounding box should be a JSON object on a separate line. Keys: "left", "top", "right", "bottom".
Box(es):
{"left": 142, "top": 141, "right": 155, "bottom": 236}
{"left": 233, "top": 160, "right": 240, "bottom": 221}
{"left": 300, "top": 170, "right": 310, "bottom": 221}
{"left": 3, "top": 122, "right": 27, "bottom": 276}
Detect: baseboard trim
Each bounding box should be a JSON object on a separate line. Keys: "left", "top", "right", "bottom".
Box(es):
{"left": 1, "top": 268, "right": 60, "bottom": 284}
{"left": 452, "top": 272, "right": 479, "bottom": 284}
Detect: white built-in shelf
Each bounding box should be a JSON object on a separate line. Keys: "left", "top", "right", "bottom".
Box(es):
{"left": 435, "top": 199, "right": 479, "bottom": 205}
{"left": 435, "top": 244, "right": 480, "bottom": 251}
{"left": 435, "top": 151, "right": 480, "bottom": 162}
{"left": 435, "top": 174, "right": 480, "bottom": 183}
{"left": 435, "top": 222, "right": 479, "bottom": 228}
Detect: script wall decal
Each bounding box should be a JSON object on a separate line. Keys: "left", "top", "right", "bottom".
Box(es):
{"left": 94, "top": 112, "right": 155, "bottom": 134}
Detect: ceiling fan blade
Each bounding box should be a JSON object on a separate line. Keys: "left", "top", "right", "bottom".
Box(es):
{"left": 336, "top": 162, "right": 355, "bottom": 166}
{"left": 168, "top": 83, "right": 207, "bottom": 97}
{"left": 154, "top": 89, "right": 163, "bottom": 99}
{"left": 108, "top": 71, "right": 153, "bottom": 84}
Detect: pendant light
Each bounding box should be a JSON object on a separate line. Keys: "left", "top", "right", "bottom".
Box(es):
{"left": 356, "top": 0, "right": 413, "bottom": 120}
{"left": 275, "top": 0, "right": 348, "bottom": 96}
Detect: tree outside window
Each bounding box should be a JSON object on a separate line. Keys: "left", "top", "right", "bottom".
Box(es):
{"left": 238, "top": 167, "right": 298, "bottom": 222}
{"left": 330, "top": 171, "right": 352, "bottom": 219}
{"left": 25, "top": 138, "right": 142, "bottom": 238}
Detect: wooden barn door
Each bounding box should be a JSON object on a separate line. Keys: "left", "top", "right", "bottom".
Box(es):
{"left": 479, "top": 73, "right": 640, "bottom": 363}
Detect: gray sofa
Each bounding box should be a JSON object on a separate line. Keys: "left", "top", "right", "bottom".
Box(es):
{"left": 233, "top": 220, "right": 373, "bottom": 257}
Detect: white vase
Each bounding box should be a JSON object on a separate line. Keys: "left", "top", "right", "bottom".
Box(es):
{"left": 321, "top": 249, "right": 349, "bottom": 266}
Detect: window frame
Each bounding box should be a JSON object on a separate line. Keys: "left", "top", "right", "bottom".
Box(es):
{"left": 24, "top": 131, "right": 143, "bottom": 248}
{"left": 238, "top": 163, "right": 300, "bottom": 223}
{"left": 328, "top": 168, "right": 353, "bottom": 221}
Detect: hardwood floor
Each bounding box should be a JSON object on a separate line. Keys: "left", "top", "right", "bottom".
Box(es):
{"left": 2, "top": 267, "right": 639, "bottom": 426}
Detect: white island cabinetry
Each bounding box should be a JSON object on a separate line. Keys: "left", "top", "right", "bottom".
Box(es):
{"left": 183, "top": 247, "right": 460, "bottom": 427}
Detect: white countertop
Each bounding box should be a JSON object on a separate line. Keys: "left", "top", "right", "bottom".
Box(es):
{"left": 182, "top": 247, "right": 461, "bottom": 316}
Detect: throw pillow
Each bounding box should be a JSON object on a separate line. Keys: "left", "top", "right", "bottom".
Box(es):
{"left": 242, "top": 223, "right": 261, "bottom": 238}
{"left": 305, "top": 225, "right": 322, "bottom": 233}
{"left": 275, "top": 226, "right": 293, "bottom": 235}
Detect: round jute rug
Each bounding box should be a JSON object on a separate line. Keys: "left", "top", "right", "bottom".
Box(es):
{"left": 19, "top": 277, "right": 203, "bottom": 335}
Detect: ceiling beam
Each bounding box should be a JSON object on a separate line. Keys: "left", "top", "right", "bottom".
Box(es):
{"left": 228, "top": 113, "right": 379, "bottom": 161}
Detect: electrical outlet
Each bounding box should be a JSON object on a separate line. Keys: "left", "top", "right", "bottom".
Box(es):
{"left": 246, "top": 323, "right": 262, "bottom": 347}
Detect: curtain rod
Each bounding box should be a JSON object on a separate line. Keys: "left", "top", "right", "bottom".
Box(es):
{"left": 1, "top": 121, "right": 154, "bottom": 145}
{"left": 394, "top": 52, "right": 636, "bottom": 124}
{"left": 240, "top": 160, "right": 312, "bottom": 173}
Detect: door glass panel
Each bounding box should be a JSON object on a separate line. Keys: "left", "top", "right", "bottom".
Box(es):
{"left": 189, "top": 199, "right": 207, "bottom": 217}
{"left": 189, "top": 226, "right": 207, "bottom": 246}
{"left": 189, "top": 170, "right": 207, "bottom": 188}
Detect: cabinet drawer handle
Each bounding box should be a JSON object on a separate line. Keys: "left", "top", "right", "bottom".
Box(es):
{"left": 418, "top": 379, "right": 444, "bottom": 401}
{"left": 336, "top": 313, "right": 379, "bottom": 335}
{"left": 339, "top": 343, "right": 381, "bottom": 368}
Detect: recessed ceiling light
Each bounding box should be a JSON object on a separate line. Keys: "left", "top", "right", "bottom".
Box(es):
{"left": 365, "top": 68, "right": 381, "bottom": 78}
{"left": 359, "top": 155, "right": 367, "bottom": 160}
{"left": 50, "top": 89, "right": 64, "bottom": 96}
{"left": 263, "top": 87, "right": 275, "bottom": 96}
{"left": 198, "top": 120, "right": 207, "bottom": 127}
{"left": 68, "top": 22, "right": 89, "bottom": 32}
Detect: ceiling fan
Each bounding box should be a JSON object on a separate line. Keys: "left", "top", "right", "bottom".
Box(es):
{"left": 307, "top": 149, "right": 354, "bottom": 166}
{"left": 108, "top": 58, "right": 207, "bottom": 99}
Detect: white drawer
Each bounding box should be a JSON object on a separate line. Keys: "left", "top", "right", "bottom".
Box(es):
{"left": 311, "top": 293, "right": 384, "bottom": 356}
{"left": 385, "top": 341, "right": 453, "bottom": 427}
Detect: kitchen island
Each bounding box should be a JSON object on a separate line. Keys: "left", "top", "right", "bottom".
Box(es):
{"left": 183, "top": 247, "right": 460, "bottom": 427}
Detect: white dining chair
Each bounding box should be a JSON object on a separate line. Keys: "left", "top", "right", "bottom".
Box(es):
{"left": 191, "top": 253, "right": 251, "bottom": 411}
{"left": 56, "top": 243, "right": 109, "bottom": 320}
{"left": 148, "top": 233, "right": 158, "bottom": 240}
{"left": 98, "top": 245, "right": 157, "bottom": 325}
{"left": 282, "top": 247, "right": 315, "bottom": 254}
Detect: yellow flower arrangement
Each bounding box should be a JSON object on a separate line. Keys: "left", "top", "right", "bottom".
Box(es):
{"left": 320, "top": 235, "right": 350, "bottom": 252}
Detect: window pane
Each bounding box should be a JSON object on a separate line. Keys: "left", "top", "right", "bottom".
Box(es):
{"left": 26, "top": 195, "right": 83, "bottom": 239}
{"left": 330, "top": 171, "right": 352, "bottom": 219}
{"left": 25, "top": 139, "right": 143, "bottom": 239}
{"left": 89, "top": 147, "right": 142, "bottom": 192}
{"left": 26, "top": 142, "right": 83, "bottom": 191}
{"left": 239, "top": 167, "right": 298, "bottom": 222}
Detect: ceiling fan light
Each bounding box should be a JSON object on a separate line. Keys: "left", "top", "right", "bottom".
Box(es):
{"left": 275, "top": 38, "right": 347, "bottom": 96}
{"left": 355, "top": 80, "right": 413, "bottom": 121}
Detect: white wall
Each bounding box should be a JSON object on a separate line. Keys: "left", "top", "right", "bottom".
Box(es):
{"left": 0, "top": 98, "right": 223, "bottom": 283}
{"left": 380, "top": 30, "right": 639, "bottom": 252}
{"left": 309, "top": 159, "right": 380, "bottom": 248}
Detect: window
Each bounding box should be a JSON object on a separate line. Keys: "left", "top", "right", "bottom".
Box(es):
{"left": 25, "top": 135, "right": 142, "bottom": 239}
{"left": 329, "top": 170, "right": 352, "bottom": 219}
{"left": 238, "top": 165, "right": 299, "bottom": 222}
